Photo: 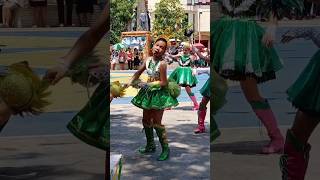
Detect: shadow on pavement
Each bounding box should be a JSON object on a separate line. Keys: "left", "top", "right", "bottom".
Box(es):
{"left": 211, "top": 140, "right": 270, "bottom": 155}
{"left": 0, "top": 165, "right": 104, "bottom": 180}
{"left": 110, "top": 109, "right": 210, "bottom": 179}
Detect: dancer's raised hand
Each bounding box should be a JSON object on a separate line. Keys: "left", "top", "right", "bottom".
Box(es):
{"left": 43, "top": 59, "right": 69, "bottom": 85}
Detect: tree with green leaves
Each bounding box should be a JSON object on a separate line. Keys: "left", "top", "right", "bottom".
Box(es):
{"left": 152, "top": 0, "right": 190, "bottom": 41}
{"left": 110, "top": 0, "right": 136, "bottom": 44}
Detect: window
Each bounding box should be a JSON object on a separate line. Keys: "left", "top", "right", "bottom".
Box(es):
{"left": 184, "top": 13, "right": 189, "bottom": 24}
{"left": 187, "top": 0, "right": 211, "bottom": 5}
{"left": 187, "top": 0, "right": 193, "bottom": 5}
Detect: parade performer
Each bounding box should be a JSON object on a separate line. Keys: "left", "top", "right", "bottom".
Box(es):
{"left": 279, "top": 25, "right": 320, "bottom": 180}
{"left": 169, "top": 42, "right": 199, "bottom": 110}
{"left": 191, "top": 46, "right": 228, "bottom": 141}
{"left": 44, "top": 5, "right": 109, "bottom": 151}
{"left": 0, "top": 61, "right": 51, "bottom": 132}
{"left": 192, "top": 46, "right": 210, "bottom": 133}
{"left": 212, "top": 0, "right": 304, "bottom": 153}
{"left": 126, "top": 37, "right": 180, "bottom": 161}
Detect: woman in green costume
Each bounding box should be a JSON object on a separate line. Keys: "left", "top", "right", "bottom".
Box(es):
{"left": 126, "top": 37, "right": 179, "bottom": 161}
{"left": 212, "top": 0, "right": 304, "bottom": 154}
{"left": 44, "top": 5, "right": 109, "bottom": 151}
{"left": 279, "top": 13, "right": 320, "bottom": 179}
{"left": 191, "top": 45, "right": 228, "bottom": 137}
{"left": 168, "top": 42, "right": 199, "bottom": 110}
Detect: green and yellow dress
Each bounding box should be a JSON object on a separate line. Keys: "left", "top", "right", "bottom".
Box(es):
{"left": 131, "top": 58, "right": 179, "bottom": 110}
{"left": 66, "top": 55, "right": 108, "bottom": 151}
{"left": 67, "top": 82, "right": 108, "bottom": 151}
{"left": 169, "top": 54, "right": 198, "bottom": 87}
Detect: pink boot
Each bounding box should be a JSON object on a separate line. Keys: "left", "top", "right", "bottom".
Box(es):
{"left": 190, "top": 96, "right": 199, "bottom": 110}
{"left": 251, "top": 101, "right": 284, "bottom": 154}
{"left": 194, "top": 108, "right": 206, "bottom": 133}
{"left": 280, "top": 130, "right": 310, "bottom": 180}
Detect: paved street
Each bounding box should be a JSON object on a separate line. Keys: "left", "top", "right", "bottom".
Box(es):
{"left": 110, "top": 102, "right": 210, "bottom": 180}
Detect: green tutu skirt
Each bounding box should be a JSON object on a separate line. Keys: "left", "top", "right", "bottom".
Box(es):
{"left": 131, "top": 87, "right": 179, "bottom": 110}
{"left": 287, "top": 50, "right": 320, "bottom": 114}
{"left": 169, "top": 66, "right": 198, "bottom": 87}
{"left": 212, "top": 17, "right": 283, "bottom": 83}
{"left": 67, "top": 83, "right": 108, "bottom": 151}
{"left": 200, "top": 79, "right": 210, "bottom": 98}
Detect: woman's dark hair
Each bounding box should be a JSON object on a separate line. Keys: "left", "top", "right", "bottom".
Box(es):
{"left": 154, "top": 37, "right": 168, "bottom": 50}
{"left": 155, "top": 37, "right": 167, "bottom": 45}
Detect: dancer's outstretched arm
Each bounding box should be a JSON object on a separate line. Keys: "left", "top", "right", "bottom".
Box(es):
{"left": 166, "top": 53, "right": 181, "bottom": 60}
{"left": 127, "top": 61, "right": 146, "bottom": 86}
{"left": 191, "top": 45, "right": 209, "bottom": 63}
{"left": 282, "top": 27, "right": 320, "bottom": 48}
{"left": 44, "top": 5, "right": 109, "bottom": 85}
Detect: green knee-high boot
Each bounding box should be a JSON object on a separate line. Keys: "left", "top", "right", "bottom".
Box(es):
{"left": 154, "top": 125, "right": 170, "bottom": 161}
{"left": 138, "top": 125, "right": 156, "bottom": 154}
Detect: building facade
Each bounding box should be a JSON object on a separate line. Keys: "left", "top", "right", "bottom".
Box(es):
{"left": 138, "top": 0, "right": 210, "bottom": 47}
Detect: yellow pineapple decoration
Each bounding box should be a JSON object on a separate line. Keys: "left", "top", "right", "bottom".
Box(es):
{"left": 0, "top": 61, "right": 51, "bottom": 116}
{"left": 110, "top": 81, "right": 126, "bottom": 98}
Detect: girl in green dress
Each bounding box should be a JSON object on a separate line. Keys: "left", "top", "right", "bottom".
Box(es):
{"left": 127, "top": 37, "right": 179, "bottom": 161}
{"left": 191, "top": 46, "right": 211, "bottom": 134}
{"left": 212, "top": 0, "right": 304, "bottom": 154}
{"left": 169, "top": 42, "right": 199, "bottom": 110}
{"left": 279, "top": 23, "right": 320, "bottom": 179}
{"left": 191, "top": 45, "right": 228, "bottom": 142}
{"left": 44, "top": 5, "right": 109, "bottom": 151}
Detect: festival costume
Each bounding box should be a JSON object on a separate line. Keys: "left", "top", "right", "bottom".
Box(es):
{"left": 131, "top": 57, "right": 179, "bottom": 161}
{"left": 192, "top": 54, "right": 228, "bottom": 136}
{"left": 279, "top": 27, "right": 320, "bottom": 180}
{"left": 64, "top": 53, "right": 108, "bottom": 151}
{"left": 194, "top": 68, "right": 210, "bottom": 134}
{"left": 285, "top": 28, "right": 320, "bottom": 115}
{"left": 211, "top": 0, "right": 303, "bottom": 152}
{"left": 169, "top": 54, "right": 198, "bottom": 87}
{"left": 213, "top": 0, "right": 303, "bottom": 82}
{"left": 169, "top": 53, "right": 199, "bottom": 109}
{"left": 0, "top": 61, "right": 51, "bottom": 132}
{"left": 132, "top": 57, "right": 179, "bottom": 110}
